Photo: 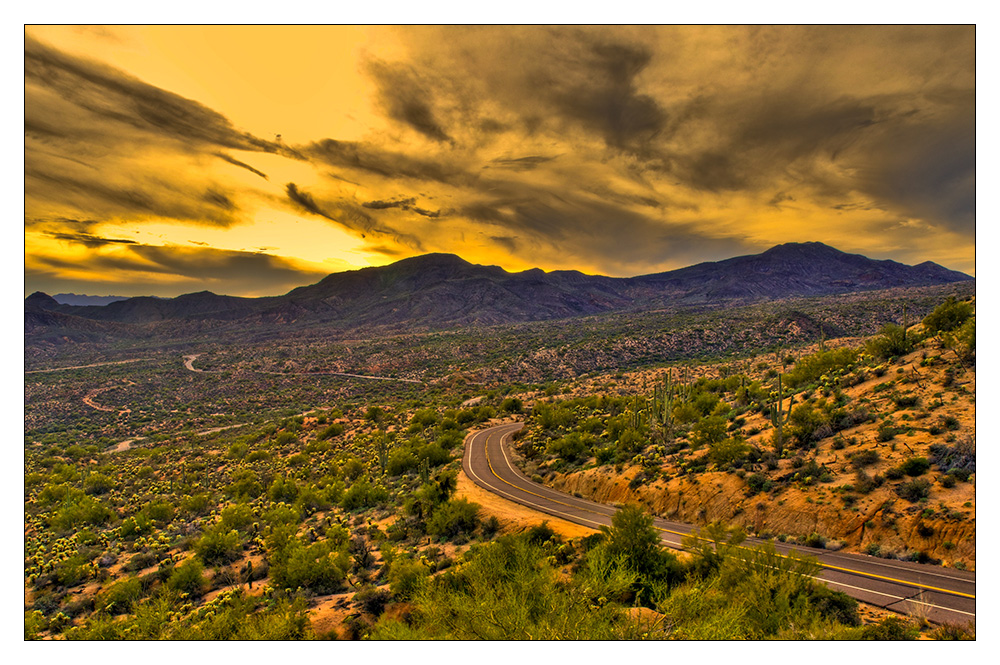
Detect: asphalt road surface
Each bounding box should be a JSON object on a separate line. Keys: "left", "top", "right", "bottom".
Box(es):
{"left": 463, "top": 421, "right": 976, "bottom": 625}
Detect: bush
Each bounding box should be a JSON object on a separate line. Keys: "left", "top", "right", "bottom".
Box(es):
{"left": 387, "top": 450, "right": 419, "bottom": 476}
{"left": 98, "top": 577, "right": 144, "bottom": 614}
{"left": 388, "top": 558, "right": 429, "bottom": 600}
{"left": 195, "top": 525, "right": 243, "bottom": 565}
{"left": 340, "top": 478, "right": 389, "bottom": 512}
{"left": 866, "top": 324, "right": 913, "bottom": 359}
{"left": 547, "top": 433, "right": 590, "bottom": 462}
{"left": 602, "top": 505, "right": 681, "bottom": 589}
{"left": 427, "top": 498, "right": 480, "bottom": 539}
{"left": 83, "top": 472, "right": 116, "bottom": 495}
{"left": 861, "top": 616, "right": 918, "bottom": 640}
{"left": 876, "top": 420, "right": 897, "bottom": 442}
{"left": 691, "top": 416, "right": 727, "bottom": 449}
{"left": 785, "top": 348, "right": 859, "bottom": 388}
{"left": 317, "top": 422, "right": 344, "bottom": 440}
{"left": 899, "top": 457, "right": 930, "bottom": 477}
{"left": 269, "top": 536, "right": 349, "bottom": 594}
{"left": 167, "top": 558, "right": 207, "bottom": 597}
{"left": 923, "top": 297, "right": 973, "bottom": 334}
{"left": 850, "top": 449, "right": 880, "bottom": 469}
{"left": 895, "top": 478, "right": 931, "bottom": 502}
{"left": 942, "top": 318, "right": 974, "bottom": 363}
{"left": 500, "top": 397, "right": 523, "bottom": 413}
{"left": 745, "top": 473, "right": 771, "bottom": 495}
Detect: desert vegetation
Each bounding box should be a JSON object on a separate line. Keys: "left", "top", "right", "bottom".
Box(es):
{"left": 24, "top": 291, "right": 974, "bottom": 639}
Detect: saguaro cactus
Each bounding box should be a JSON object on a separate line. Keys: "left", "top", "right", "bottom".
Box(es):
{"left": 768, "top": 374, "right": 794, "bottom": 452}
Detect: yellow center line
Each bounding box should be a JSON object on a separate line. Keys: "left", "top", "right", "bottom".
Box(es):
{"left": 475, "top": 424, "right": 976, "bottom": 603}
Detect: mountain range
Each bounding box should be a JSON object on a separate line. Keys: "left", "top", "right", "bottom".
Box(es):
{"left": 25, "top": 242, "right": 972, "bottom": 338}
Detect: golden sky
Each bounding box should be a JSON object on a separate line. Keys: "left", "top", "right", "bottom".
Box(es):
{"left": 24, "top": 25, "right": 975, "bottom": 297}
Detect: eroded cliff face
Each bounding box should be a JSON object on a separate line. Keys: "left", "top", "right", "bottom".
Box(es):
{"left": 547, "top": 466, "right": 975, "bottom": 569}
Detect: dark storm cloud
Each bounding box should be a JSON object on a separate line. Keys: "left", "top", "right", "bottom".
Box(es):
{"left": 25, "top": 164, "right": 240, "bottom": 227}
{"left": 303, "top": 139, "right": 476, "bottom": 187}
{"left": 659, "top": 94, "right": 887, "bottom": 193}
{"left": 25, "top": 36, "right": 288, "bottom": 155}
{"left": 362, "top": 197, "right": 416, "bottom": 210}
{"left": 45, "top": 232, "right": 138, "bottom": 248}
{"left": 366, "top": 60, "right": 453, "bottom": 143}
{"left": 487, "top": 155, "right": 558, "bottom": 171}
{"left": 846, "top": 102, "right": 975, "bottom": 235}
{"left": 285, "top": 183, "right": 427, "bottom": 251}
{"left": 456, "top": 178, "right": 756, "bottom": 275}
{"left": 544, "top": 37, "right": 668, "bottom": 153}
{"left": 214, "top": 152, "right": 269, "bottom": 180}
{"left": 362, "top": 197, "right": 442, "bottom": 218}
{"left": 31, "top": 244, "right": 329, "bottom": 293}
{"left": 489, "top": 235, "right": 519, "bottom": 254}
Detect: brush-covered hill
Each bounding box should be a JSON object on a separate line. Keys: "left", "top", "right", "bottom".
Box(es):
{"left": 507, "top": 297, "right": 976, "bottom": 569}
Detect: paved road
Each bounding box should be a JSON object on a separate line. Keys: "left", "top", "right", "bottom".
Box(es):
{"left": 463, "top": 421, "right": 976, "bottom": 625}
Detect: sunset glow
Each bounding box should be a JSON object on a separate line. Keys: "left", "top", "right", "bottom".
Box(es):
{"left": 24, "top": 25, "right": 975, "bottom": 297}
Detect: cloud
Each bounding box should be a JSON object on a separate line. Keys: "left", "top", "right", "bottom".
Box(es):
{"left": 45, "top": 232, "right": 138, "bottom": 248}
{"left": 214, "top": 152, "right": 269, "bottom": 180}
{"left": 303, "top": 138, "right": 476, "bottom": 187}
{"left": 23, "top": 26, "right": 975, "bottom": 295}
{"left": 366, "top": 59, "right": 453, "bottom": 143}
{"left": 362, "top": 197, "right": 416, "bottom": 210}
{"left": 284, "top": 183, "right": 427, "bottom": 251}
{"left": 25, "top": 35, "right": 287, "bottom": 155}
{"left": 28, "top": 243, "right": 331, "bottom": 297}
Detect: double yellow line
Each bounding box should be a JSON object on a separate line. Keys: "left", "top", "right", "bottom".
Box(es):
{"left": 475, "top": 426, "right": 976, "bottom": 605}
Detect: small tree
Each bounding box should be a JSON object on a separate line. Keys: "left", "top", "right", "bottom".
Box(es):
{"left": 923, "top": 297, "right": 973, "bottom": 334}
{"left": 601, "top": 504, "right": 680, "bottom": 590}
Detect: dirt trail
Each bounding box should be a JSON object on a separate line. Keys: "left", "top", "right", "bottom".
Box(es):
{"left": 26, "top": 358, "right": 148, "bottom": 374}
{"left": 82, "top": 380, "right": 134, "bottom": 414}
{"left": 183, "top": 352, "right": 422, "bottom": 383}
{"left": 183, "top": 354, "right": 211, "bottom": 372}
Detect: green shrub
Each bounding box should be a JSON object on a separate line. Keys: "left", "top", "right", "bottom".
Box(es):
{"left": 745, "top": 473, "right": 772, "bottom": 495}
{"left": 83, "top": 472, "right": 116, "bottom": 495}
{"left": 876, "top": 420, "right": 897, "bottom": 442}
{"left": 688, "top": 415, "right": 726, "bottom": 450}
{"left": 899, "top": 456, "right": 930, "bottom": 477}
{"left": 195, "top": 525, "right": 242, "bottom": 565}
{"left": 850, "top": 449, "right": 879, "bottom": 468}
{"left": 547, "top": 432, "right": 590, "bottom": 462}
{"left": 317, "top": 423, "right": 344, "bottom": 440}
{"left": 97, "top": 577, "right": 145, "bottom": 614}
{"left": 861, "top": 616, "right": 918, "bottom": 640}
{"left": 708, "top": 436, "right": 750, "bottom": 467}
{"left": 270, "top": 538, "right": 348, "bottom": 594}
{"left": 500, "top": 397, "right": 523, "bottom": 413}
{"left": 867, "top": 324, "right": 913, "bottom": 359}
{"left": 923, "top": 297, "right": 973, "bottom": 334}
{"left": 340, "top": 478, "right": 389, "bottom": 512}
{"left": 785, "top": 348, "right": 859, "bottom": 388}
{"left": 427, "top": 498, "right": 480, "bottom": 539}
{"left": 895, "top": 478, "right": 931, "bottom": 502}
{"left": 268, "top": 476, "right": 299, "bottom": 503}
{"left": 388, "top": 558, "right": 430, "bottom": 600}
{"left": 167, "top": 558, "right": 207, "bottom": 597}
{"left": 387, "top": 450, "right": 419, "bottom": 476}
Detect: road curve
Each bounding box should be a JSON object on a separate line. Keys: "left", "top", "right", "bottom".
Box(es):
{"left": 463, "top": 421, "right": 976, "bottom": 625}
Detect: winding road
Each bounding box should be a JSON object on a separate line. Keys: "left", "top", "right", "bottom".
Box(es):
{"left": 463, "top": 422, "right": 976, "bottom": 625}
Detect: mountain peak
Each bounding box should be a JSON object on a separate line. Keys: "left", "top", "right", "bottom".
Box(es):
{"left": 25, "top": 291, "right": 58, "bottom": 309}
{"left": 393, "top": 253, "right": 471, "bottom": 268}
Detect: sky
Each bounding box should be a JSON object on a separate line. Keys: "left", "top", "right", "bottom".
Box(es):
{"left": 23, "top": 24, "right": 976, "bottom": 298}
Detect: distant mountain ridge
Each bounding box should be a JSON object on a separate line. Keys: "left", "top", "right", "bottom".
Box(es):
{"left": 25, "top": 243, "right": 972, "bottom": 335}
{"left": 52, "top": 293, "right": 131, "bottom": 307}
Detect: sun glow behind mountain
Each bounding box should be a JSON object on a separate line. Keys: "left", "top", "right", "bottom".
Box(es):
{"left": 24, "top": 25, "right": 975, "bottom": 297}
